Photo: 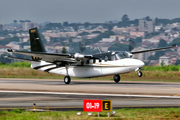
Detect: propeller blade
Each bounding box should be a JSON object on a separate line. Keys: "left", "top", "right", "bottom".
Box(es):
{"left": 79, "top": 41, "right": 86, "bottom": 54}
{"left": 129, "top": 39, "right": 136, "bottom": 52}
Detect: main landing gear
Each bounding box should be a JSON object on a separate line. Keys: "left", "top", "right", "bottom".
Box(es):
{"left": 64, "top": 76, "right": 71, "bottom": 84}
{"left": 113, "top": 74, "right": 120, "bottom": 83}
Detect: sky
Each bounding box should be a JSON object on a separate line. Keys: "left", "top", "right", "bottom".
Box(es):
{"left": 0, "top": 0, "right": 180, "bottom": 24}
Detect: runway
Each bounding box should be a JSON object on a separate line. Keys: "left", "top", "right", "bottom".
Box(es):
{"left": 0, "top": 78, "right": 180, "bottom": 110}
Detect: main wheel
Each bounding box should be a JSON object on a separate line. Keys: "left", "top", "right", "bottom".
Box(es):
{"left": 64, "top": 76, "right": 71, "bottom": 84}
{"left": 138, "top": 71, "right": 143, "bottom": 77}
{"left": 113, "top": 74, "right": 120, "bottom": 83}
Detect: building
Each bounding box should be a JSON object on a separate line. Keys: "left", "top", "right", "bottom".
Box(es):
{"left": 22, "top": 22, "right": 39, "bottom": 31}
{"left": 101, "top": 38, "right": 115, "bottom": 42}
{"left": 0, "top": 24, "right": 8, "bottom": 31}
{"left": 22, "top": 22, "right": 33, "bottom": 31}
{"left": 130, "top": 31, "right": 145, "bottom": 37}
{"left": 132, "top": 47, "right": 151, "bottom": 61}
{"left": 6, "top": 41, "right": 20, "bottom": 50}
{"left": 139, "top": 20, "right": 155, "bottom": 33}
{"left": 0, "top": 24, "right": 3, "bottom": 32}
{"left": 110, "top": 35, "right": 125, "bottom": 41}
{"left": 159, "top": 56, "right": 170, "bottom": 66}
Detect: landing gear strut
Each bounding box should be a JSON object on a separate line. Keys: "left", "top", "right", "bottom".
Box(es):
{"left": 138, "top": 71, "right": 143, "bottom": 77}
{"left": 64, "top": 76, "right": 71, "bottom": 84}
{"left": 113, "top": 74, "right": 120, "bottom": 83}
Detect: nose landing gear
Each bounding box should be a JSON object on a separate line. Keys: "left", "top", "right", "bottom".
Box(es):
{"left": 138, "top": 71, "right": 143, "bottom": 77}
{"left": 113, "top": 74, "right": 120, "bottom": 83}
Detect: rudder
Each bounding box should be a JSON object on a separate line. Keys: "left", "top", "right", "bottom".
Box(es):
{"left": 29, "top": 28, "right": 46, "bottom": 52}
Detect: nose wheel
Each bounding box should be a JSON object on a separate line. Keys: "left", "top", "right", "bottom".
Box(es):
{"left": 138, "top": 71, "right": 143, "bottom": 77}
{"left": 64, "top": 76, "right": 71, "bottom": 84}
{"left": 113, "top": 74, "right": 120, "bottom": 83}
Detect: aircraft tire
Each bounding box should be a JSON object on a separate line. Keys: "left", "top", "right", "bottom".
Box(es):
{"left": 138, "top": 71, "right": 143, "bottom": 77}
{"left": 114, "top": 74, "right": 120, "bottom": 83}
{"left": 64, "top": 76, "right": 71, "bottom": 84}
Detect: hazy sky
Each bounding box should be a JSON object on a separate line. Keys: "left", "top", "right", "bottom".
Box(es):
{"left": 0, "top": 0, "right": 180, "bottom": 24}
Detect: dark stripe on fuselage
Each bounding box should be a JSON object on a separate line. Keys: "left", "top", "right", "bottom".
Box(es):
{"left": 44, "top": 66, "right": 64, "bottom": 73}
{"left": 33, "top": 64, "right": 54, "bottom": 70}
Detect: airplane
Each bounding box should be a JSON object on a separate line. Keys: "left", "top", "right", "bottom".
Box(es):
{"left": 7, "top": 28, "right": 177, "bottom": 84}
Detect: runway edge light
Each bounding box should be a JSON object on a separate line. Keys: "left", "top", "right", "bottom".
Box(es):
{"left": 77, "top": 112, "right": 81, "bottom": 116}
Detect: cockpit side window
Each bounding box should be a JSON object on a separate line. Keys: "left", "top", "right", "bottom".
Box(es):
{"left": 111, "top": 55, "right": 118, "bottom": 61}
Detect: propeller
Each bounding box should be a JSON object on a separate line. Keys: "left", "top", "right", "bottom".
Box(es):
{"left": 129, "top": 39, "right": 136, "bottom": 52}
{"left": 79, "top": 41, "right": 86, "bottom": 54}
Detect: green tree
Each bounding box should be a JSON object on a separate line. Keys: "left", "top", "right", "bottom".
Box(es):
{"left": 135, "top": 37, "right": 142, "bottom": 43}
{"left": 92, "top": 31, "right": 101, "bottom": 34}
{"left": 170, "top": 38, "right": 180, "bottom": 46}
{"left": 154, "top": 51, "right": 165, "bottom": 59}
{"left": 144, "top": 16, "right": 151, "bottom": 21}
{"left": 0, "top": 36, "right": 20, "bottom": 46}
{"left": 44, "top": 23, "right": 62, "bottom": 30}
{"left": 175, "top": 59, "right": 180, "bottom": 65}
{"left": 158, "top": 39, "right": 167, "bottom": 47}
{"left": 121, "top": 14, "right": 129, "bottom": 22}
{"left": 63, "top": 21, "right": 69, "bottom": 26}
{"left": 84, "top": 22, "right": 90, "bottom": 28}
{"left": 108, "top": 24, "right": 113, "bottom": 31}
{"left": 61, "top": 44, "right": 67, "bottom": 54}
{"left": 165, "top": 33, "right": 168, "bottom": 36}
{"left": 0, "top": 53, "right": 12, "bottom": 63}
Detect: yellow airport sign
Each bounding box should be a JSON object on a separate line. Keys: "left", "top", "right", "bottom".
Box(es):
{"left": 102, "top": 100, "right": 112, "bottom": 112}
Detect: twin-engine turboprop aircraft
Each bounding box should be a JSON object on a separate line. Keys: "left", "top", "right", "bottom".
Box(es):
{"left": 7, "top": 28, "right": 177, "bottom": 84}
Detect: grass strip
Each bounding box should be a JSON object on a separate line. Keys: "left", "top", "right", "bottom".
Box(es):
{"left": 0, "top": 108, "right": 180, "bottom": 120}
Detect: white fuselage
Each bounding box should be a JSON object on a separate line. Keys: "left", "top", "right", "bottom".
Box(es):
{"left": 31, "top": 58, "right": 144, "bottom": 78}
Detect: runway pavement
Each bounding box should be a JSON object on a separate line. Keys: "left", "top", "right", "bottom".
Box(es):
{"left": 0, "top": 78, "right": 180, "bottom": 110}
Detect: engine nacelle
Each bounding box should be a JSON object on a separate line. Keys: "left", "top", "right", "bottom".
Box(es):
{"left": 124, "top": 51, "right": 133, "bottom": 58}
{"left": 74, "top": 53, "right": 84, "bottom": 61}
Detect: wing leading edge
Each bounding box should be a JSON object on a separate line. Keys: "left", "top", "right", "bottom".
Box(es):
{"left": 131, "top": 44, "right": 177, "bottom": 54}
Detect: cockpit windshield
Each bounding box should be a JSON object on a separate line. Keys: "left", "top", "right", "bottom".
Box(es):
{"left": 111, "top": 51, "right": 133, "bottom": 61}
{"left": 116, "top": 52, "right": 131, "bottom": 59}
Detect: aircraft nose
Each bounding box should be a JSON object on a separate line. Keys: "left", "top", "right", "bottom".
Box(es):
{"left": 136, "top": 60, "right": 145, "bottom": 67}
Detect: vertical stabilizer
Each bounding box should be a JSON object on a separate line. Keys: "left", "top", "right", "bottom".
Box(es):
{"left": 29, "top": 28, "right": 46, "bottom": 52}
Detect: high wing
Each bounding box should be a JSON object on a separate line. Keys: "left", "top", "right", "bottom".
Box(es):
{"left": 131, "top": 44, "right": 177, "bottom": 54}
{"left": 7, "top": 49, "right": 95, "bottom": 63}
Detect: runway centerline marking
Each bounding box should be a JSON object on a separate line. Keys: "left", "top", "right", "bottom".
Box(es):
{"left": 0, "top": 90, "right": 180, "bottom": 99}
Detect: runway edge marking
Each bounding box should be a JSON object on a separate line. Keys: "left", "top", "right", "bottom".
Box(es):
{"left": 0, "top": 90, "right": 180, "bottom": 99}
